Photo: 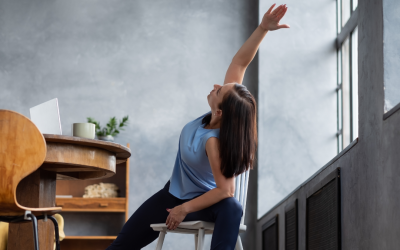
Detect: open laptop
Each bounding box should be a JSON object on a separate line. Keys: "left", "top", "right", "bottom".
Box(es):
{"left": 29, "top": 98, "right": 62, "bottom": 135}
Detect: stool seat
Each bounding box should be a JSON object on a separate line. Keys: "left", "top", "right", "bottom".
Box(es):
{"left": 150, "top": 170, "right": 249, "bottom": 250}
{"left": 150, "top": 221, "right": 247, "bottom": 235}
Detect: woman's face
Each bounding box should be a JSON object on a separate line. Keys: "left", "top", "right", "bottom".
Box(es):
{"left": 207, "top": 83, "right": 235, "bottom": 111}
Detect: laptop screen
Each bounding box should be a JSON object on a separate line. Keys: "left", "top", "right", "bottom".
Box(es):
{"left": 29, "top": 98, "right": 62, "bottom": 135}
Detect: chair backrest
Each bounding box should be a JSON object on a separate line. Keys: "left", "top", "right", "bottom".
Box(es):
{"left": 234, "top": 170, "right": 250, "bottom": 225}
{"left": 0, "top": 110, "right": 47, "bottom": 216}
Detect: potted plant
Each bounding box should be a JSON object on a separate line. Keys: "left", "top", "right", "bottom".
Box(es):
{"left": 87, "top": 116, "right": 129, "bottom": 142}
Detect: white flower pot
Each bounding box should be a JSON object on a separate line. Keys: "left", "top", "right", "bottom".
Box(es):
{"left": 97, "top": 135, "right": 114, "bottom": 142}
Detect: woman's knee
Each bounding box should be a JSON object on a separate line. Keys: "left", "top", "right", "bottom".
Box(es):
{"left": 217, "top": 197, "right": 243, "bottom": 217}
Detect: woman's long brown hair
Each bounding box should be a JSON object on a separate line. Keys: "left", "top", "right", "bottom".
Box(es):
{"left": 202, "top": 84, "right": 257, "bottom": 178}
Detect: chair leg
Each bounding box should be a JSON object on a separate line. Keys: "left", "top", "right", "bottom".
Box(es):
{"left": 194, "top": 234, "right": 198, "bottom": 250}
{"left": 235, "top": 235, "right": 243, "bottom": 250}
{"left": 197, "top": 228, "right": 205, "bottom": 250}
{"left": 26, "top": 213, "right": 40, "bottom": 250}
{"left": 154, "top": 231, "right": 166, "bottom": 250}
{"left": 48, "top": 216, "right": 60, "bottom": 250}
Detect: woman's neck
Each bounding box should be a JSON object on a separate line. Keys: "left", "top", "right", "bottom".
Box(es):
{"left": 205, "top": 116, "right": 221, "bottom": 129}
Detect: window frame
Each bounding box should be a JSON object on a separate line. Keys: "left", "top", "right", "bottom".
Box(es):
{"left": 336, "top": 0, "right": 358, "bottom": 153}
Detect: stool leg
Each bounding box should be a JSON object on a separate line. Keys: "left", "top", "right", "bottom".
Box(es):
{"left": 48, "top": 216, "right": 60, "bottom": 250}
{"left": 197, "top": 229, "right": 205, "bottom": 250}
{"left": 235, "top": 235, "right": 244, "bottom": 250}
{"left": 154, "top": 231, "right": 166, "bottom": 250}
{"left": 26, "top": 213, "right": 40, "bottom": 250}
{"left": 194, "top": 234, "right": 198, "bottom": 250}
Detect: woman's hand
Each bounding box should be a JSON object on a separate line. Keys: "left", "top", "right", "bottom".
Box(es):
{"left": 165, "top": 205, "right": 188, "bottom": 230}
{"left": 260, "top": 4, "right": 290, "bottom": 31}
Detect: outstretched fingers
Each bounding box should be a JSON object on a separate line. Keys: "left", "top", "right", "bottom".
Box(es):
{"left": 271, "top": 4, "right": 283, "bottom": 15}
{"left": 277, "top": 6, "right": 288, "bottom": 20}
{"left": 278, "top": 7, "right": 288, "bottom": 20}
{"left": 266, "top": 3, "right": 276, "bottom": 15}
{"left": 276, "top": 5, "right": 289, "bottom": 28}
{"left": 262, "top": 3, "right": 290, "bottom": 30}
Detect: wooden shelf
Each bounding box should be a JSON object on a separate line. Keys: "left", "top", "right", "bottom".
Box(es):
{"left": 64, "top": 236, "right": 117, "bottom": 240}
{"left": 56, "top": 197, "right": 126, "bottom": 212}
{"left": 61, "top": 236, "right": 116, "bottom": 250}
{"left": 56, "top": 143, "right": 130, "bottom": 250}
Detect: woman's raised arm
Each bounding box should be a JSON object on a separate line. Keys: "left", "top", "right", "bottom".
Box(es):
{"left": 224, "top": 3, "right": 289, "bottom": 85}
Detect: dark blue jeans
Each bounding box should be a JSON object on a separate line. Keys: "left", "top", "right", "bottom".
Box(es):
{"left": 106, "top": 181, "right": 242, "bottom": 250}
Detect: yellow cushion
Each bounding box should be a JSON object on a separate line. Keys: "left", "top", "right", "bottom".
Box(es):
{"left": 53, "top": 214, "right": 65, "bottom": 250}
{"left": 0, "top": 222, "right": 9, "bottom": 250}
{"left": 53, "top": 214, "right": 65, "bottom": 240}
{"left": 0, "top": 215, "right": 64, "bottom": 250}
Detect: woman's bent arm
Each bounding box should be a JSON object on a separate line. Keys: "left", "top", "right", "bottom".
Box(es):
{"left": 165, "top": 137, "right": 235, "bottom": 230}
{"left": 183, "top": 186, "right": 234, "bottom": 214}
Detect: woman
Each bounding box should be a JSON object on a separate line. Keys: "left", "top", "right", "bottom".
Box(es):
{"left": 107, "top": 4, "right": 289, "bottom": 250}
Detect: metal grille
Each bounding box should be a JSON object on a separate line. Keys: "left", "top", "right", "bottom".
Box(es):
{"left": 307, "top": 178, "right": 339, "bottom": 250}
{"left": 285, "top": 203, "right": 298, "bottom": 250}
{"left": 263, "top": 224, "right": 277, "bottom": 250}
{"left": 262, "top": 216, "right": 278, "bottom": 250}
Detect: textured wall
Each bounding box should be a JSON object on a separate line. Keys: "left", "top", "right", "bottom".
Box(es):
{"left": 0, "top": 0, "right": 258, "bottom": 249}
{"left": 383, "top": 0, "right": 400, "bottom": 112}
{"left": 257, "top": 0, "right": 337, "bottom": 218}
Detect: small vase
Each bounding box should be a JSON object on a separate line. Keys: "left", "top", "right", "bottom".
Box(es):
{"left": 97, "top": 135, "right": 114, "bottom": 142}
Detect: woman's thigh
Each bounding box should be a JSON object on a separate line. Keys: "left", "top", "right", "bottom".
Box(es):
{"left": 106, "top": 181, "right": 184, "bottom": 250}
{"left": 184, "top": 197, "right": 242, "bottom": 223}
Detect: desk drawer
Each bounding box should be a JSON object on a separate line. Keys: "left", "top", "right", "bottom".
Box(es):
{"left": 56, "top": 197, "right": 126, "bottom": 212}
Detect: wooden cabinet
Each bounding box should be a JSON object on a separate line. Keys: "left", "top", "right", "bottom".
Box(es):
{"left": 55, "top": 144, "right": 130, "bottom": 250}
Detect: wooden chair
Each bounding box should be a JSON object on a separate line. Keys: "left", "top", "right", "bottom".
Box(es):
{"left": 0, "top": 110, "right": 62, "bottom": 250}
{"left": 150, "top": 170, "right": 250, "bottom": 250}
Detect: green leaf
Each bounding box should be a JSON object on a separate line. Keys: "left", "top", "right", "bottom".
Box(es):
{"left": 97, "top": 130, "right": 105, "bottom": 136}
{"left": 89, "top": 115, "right": 129, "bottom": 138}
{"left": 87, "top": 117, "right": 101, "bottom": 132}
{"left": 118, "top": 115, "right": 129, "bottom": 129}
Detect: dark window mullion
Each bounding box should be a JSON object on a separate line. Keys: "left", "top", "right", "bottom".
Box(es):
{"left": 350, "top": 0, "right": 353, "bottom": 14}
{"left": 337, "top": 8, "right": 358, "bottom": 48}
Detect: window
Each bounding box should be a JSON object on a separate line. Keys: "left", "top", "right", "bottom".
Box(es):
{"left": 383, "top": 0, "right": 400, "bottom": 115}
{"left": 336, "top": 0, "right": 358, "bottom": 152}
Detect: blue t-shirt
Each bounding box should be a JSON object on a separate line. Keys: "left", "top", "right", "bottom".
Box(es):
{"left": 169, "top": 111, "right": 220, "bottom": 199}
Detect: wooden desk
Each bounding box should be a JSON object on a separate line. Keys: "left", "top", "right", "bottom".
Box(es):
{"left": 7, "top": 135, "right": 131, "bottom": 250}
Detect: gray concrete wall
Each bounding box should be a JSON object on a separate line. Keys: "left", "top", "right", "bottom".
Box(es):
{"left": 383, "top": 0, "right": 400, "bottom": 112}
{"left": 257, "top": 0, "right": 400, "bottom": 249}
{"left": 0, "top": 0, "right": 258, "bottom": 249}
{"left": 257, "top": 0, "right": 337, "bottom": 218}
